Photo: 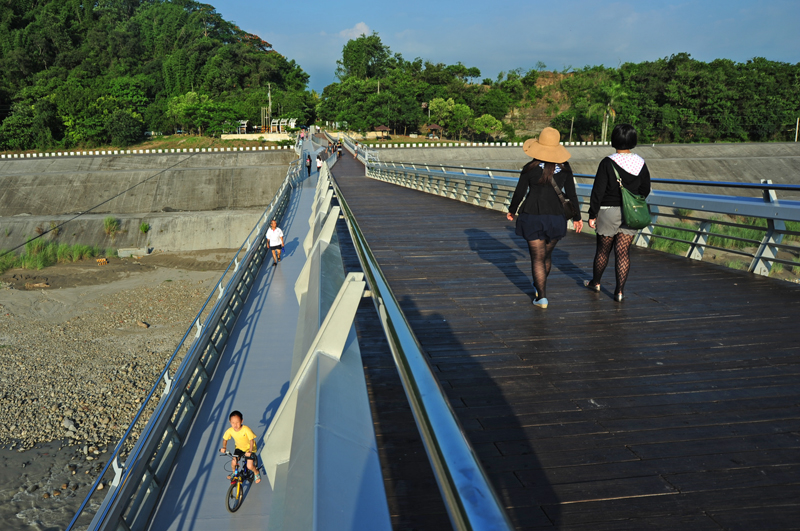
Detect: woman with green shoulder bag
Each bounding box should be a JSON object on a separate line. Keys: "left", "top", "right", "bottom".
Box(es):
{"left": 585, "top": 124, "right": 651, "bottom": 302}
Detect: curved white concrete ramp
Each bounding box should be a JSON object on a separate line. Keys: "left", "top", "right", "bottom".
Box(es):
{"left": 147, "top": 143, "right": 321, "bottom": 531}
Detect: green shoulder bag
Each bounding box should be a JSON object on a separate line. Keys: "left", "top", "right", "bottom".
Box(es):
{"left": 612, "top": 166, "right": 650, "bottom": 230}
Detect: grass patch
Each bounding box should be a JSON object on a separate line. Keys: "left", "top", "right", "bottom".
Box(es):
{"left": 672, "top": 207, "right": 693, "bottom": 219}
{"left": 0, "top": 241, "right": 116, "bottom": 274}
{"left": 725, "top": 260, "right": 746, "bottom": 270}
{"left": 785, "top": 221, "right": 800, "bottom": 243}
{"left": 139, "top": 222, "right": 150, "bottom": 234}
{"left": 792, "top": 256, "right": 800, "bottom": 275}
{"left": 707, "top": 216, "right": 766, "bottom": 250}
{"left": 769, "top": 262, "right": 784, "bottom": 276}
{"left": 104, "top": 217, "right": 120, "bottom": 239}
{"left": 649, "top": 222, "right": 696, "bottom": 255}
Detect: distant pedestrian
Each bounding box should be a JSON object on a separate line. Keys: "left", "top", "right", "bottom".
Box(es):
{"left": 305, "top": 154, "right": 312, "bottom": 177}
{"left": 585, "top": 124, "right": 651, "bottom": 302}
{"left": 316, "top": 154, "right": 322, "bottom": 172}
{"left": 507, "top": 127, "right": 583, "bottom": 309}
{"left": 337, "top": 143, "right": 342, "bottom": 157}
{"left": 266, "top": 219, "right": 284, "bottom": 266}
{"left": 353, "top": 142, "right": 358, "bottom": 159}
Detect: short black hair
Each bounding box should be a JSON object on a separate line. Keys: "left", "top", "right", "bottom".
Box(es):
{"left": 229, "top": 410, "right": 243, "bottom": 421}
{"left": 611, "top": 124, "right": 638, "bottom": 150}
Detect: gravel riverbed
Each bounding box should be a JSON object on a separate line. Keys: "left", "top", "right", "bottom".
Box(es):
{"left": 0, "top": 257, "right": 228, "bottom": 530}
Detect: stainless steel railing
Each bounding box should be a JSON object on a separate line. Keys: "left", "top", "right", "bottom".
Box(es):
{"left": 366, "top": 160, "right": 800, "bottom": 277}
{"left": 330, "top": 171, "right": 514, "bottom": 531}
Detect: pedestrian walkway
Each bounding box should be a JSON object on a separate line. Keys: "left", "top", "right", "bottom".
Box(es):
{"left": 330, "top": 155, "right": 800, "bottom": 530}
{"left": 146, "top": 141, "right": 321, "bottom": 531}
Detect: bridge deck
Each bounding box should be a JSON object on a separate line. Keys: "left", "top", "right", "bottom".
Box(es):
{"left": 146, "top": 142, "right": 321, "bottom": 531}
{"left": 330, "top": 156, "right": 800, "bottom": 530}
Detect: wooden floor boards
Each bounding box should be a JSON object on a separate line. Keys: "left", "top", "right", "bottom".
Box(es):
{"left": 330, "top": 156, "right": 800, "bottom": 530}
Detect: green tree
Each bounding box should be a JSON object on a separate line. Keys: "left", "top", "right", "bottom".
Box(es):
{"left": 449, "top": 103, "right": 473, "bottom": 140}
{"left": 472, "top": 114, "right": 503, "bottom": 140}
{"left": 335, "top": 32, "right": 391, "bottom": 80}
{"left": 588, "top": 82, "right": 627, "bottom": 143}
{"left": 106, "top": 110, "right": 144, "bottom": 146}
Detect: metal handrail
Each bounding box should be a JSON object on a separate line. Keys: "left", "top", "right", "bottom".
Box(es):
{"left": 330, "top": 175, "right": 514, "bottom": 531}
{"left": 365, "top": 159, "right": 800, "bottom": 276}
{"left": 67, "top": 157, "right": 303, "bottom": 531}
{"left": 372, "top": 160, "right": 800, "bottom": 192}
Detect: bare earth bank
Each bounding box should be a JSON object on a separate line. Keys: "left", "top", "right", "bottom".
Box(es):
{"left": 0, "top": 249, "right": 235, "bottom": 530}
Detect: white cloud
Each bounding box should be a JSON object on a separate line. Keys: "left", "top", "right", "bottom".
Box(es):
{"left": 339, "top": 22, "right": 371, "bottom": 40}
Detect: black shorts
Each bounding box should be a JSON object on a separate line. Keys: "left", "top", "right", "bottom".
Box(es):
{"left": 269, "top": 244, "right": 282, "bottom": 251}
{"left": 233, "top": 448, "right": 258, "bottom": 464}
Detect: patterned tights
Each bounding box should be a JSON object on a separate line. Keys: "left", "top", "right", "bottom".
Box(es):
{"left": 527, "top": 239, "right": 558, "bottom": 300}
{"left": 590, "top": 233, "right": 635, "bottom": 295}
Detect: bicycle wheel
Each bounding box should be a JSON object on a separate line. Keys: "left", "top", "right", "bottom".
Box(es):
{"left": 226, "top": 481, "right": 243, "bottom": 513}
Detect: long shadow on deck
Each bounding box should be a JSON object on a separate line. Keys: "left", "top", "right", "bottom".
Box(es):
{"left": 331, "top": 157, "right": 560, "bottom": 529}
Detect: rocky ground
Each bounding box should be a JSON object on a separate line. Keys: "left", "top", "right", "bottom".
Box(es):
{"left": 0, "top": 250, "right": 234, "bottom": 530}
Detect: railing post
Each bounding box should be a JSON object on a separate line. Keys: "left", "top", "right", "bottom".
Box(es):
{"left": 749, "top": 180, "right": 785, "bottom": 276}
{"left": 634, "top": 206, "right": 658, "bottom": 248}
{"left": 686, "top": 220, "right": 711, "bottom": 260}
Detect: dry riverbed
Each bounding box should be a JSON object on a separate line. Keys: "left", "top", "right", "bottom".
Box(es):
{"left": 0, "top": 249, "right": 235, "bottom": 530}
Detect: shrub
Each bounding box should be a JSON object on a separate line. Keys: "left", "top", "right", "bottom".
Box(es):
{"left": 139, "top": 222, "right": 150, "bottom": 234}
{"left": 106, "top": 110, "right": 145, "bottom": 147}
{"left": 104, "top": 217, "right": 120, "bottom": 238}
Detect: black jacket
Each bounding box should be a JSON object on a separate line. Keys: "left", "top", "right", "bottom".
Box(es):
{"left": 508, "top": 160, "right": 582, "bottom": 222}
{"left": 588, "top": 157, "right": 651, "bottom": 219}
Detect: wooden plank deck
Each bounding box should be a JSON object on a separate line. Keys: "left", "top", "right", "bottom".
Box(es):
{"left": 330, "top": 155, "right": 800, "bottom": 531}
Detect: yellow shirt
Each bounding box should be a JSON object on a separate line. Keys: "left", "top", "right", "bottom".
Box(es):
{"left": 223, "top": 425, "right": 257, "bottom": 452}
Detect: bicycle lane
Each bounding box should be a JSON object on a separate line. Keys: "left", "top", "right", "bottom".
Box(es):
{"left": 147, "top": 140, "right": 322, "bottom": 531}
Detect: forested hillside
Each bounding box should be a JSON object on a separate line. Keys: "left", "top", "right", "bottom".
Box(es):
{"left": 0, "top": 0, "right": 313, "bottom": 150}
{"left": 318, "top": 33, "right": 800, "bottom": 144}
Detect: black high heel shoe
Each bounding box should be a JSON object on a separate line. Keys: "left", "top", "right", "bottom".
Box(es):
{"left": 583, "top": 280, "right": 600, "bottom": 292}
{"left": 614, "top": 292, "right": 624, "bottom": 302}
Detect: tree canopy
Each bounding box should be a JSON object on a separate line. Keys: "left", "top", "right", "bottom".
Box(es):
{"left": 0, "top": 0, "right": 314, "bottom": 150}
{"left": 319, "top": 34, "right": 800, "bottom": 144}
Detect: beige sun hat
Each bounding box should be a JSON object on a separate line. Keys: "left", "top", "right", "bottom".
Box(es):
{"left": 523, "top": 127, "right": 571, "bottom": 163}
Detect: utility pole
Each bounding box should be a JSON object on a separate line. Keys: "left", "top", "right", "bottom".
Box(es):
{"left": 569, "top": 116, "right": 574, "bottom": 143}
{"left": 796, "top": 117, "right": 799, "bottom": 142}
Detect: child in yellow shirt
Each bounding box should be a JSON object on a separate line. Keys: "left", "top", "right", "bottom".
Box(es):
{"left": 220, "top": 410, "right": 261, "bottom": 484}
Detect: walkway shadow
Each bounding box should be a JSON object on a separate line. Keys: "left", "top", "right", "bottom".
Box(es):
{"left": 395, "top": 295, "right": 561, "bottom": 529}
{"left": 332, "top": 208, "right": 560, "bottom": 528}
{"left": 502, "top": 225, "right": 594, "bottom": 291}
{"left": 282, "top": 237, "right": 300, "bottom": 259}
{"left": 465, "top": 227, "right": 531, "bottom": 295}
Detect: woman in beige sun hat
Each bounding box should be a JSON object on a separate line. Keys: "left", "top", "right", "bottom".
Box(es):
{"left": 506, "top": 127, "right": 583, "bottom": 308}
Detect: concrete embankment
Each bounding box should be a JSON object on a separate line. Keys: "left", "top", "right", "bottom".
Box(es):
{"left": 375, "top": 142, "right": 800, "bottom": 196}
{"left": 0, "top": 152, "right": 295, "bottom": 251}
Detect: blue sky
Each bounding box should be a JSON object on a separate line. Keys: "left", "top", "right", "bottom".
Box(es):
{"left": 214, "top": 0, "right": 800, "bottom": 92}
